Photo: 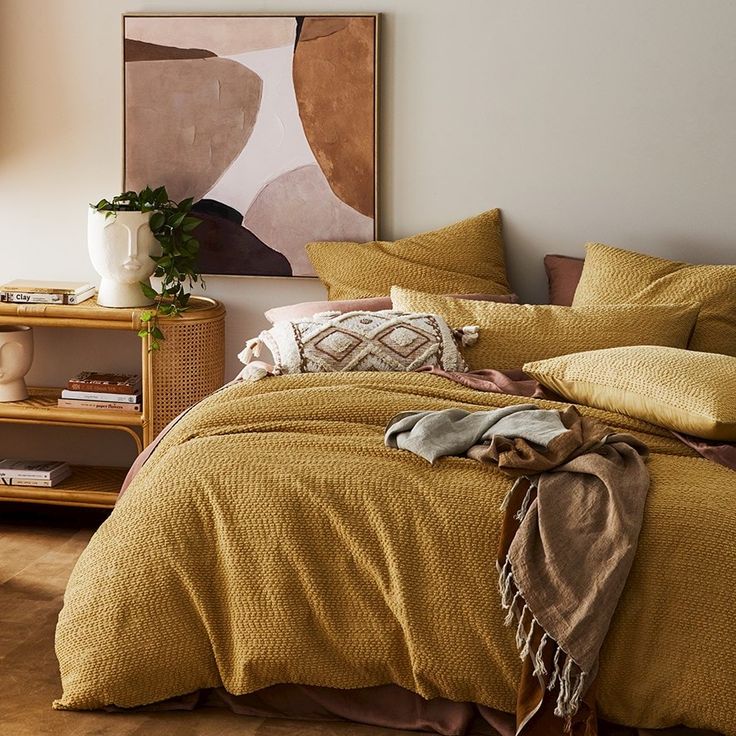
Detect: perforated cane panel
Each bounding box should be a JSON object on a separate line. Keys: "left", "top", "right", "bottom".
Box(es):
{"left": 151, "top": 309, "right": 225, "bottom": 437}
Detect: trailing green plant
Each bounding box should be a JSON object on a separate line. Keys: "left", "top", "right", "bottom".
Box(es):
{"left": 92, "top": 186, "right": 204, "bottom": 350}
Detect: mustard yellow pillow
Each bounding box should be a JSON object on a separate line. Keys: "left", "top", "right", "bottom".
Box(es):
{"left": 572, "top": 243, "right": 736, "bottom": 356}
{"left": 306, "top": 209, "right": 510, "bottom": 300}
{"left": 390, "top": 287, "right": 700, "bottom": 370}
{"left": 524, "top": 346, "right": 736, "bottom": 441}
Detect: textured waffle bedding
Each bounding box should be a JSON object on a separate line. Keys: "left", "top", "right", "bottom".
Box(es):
{"left": 54, "top": 372, "right": 736, "bottom": 735}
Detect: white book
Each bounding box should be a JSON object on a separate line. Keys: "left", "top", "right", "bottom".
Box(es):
{"left": 0, "top": 459, "right": 71, "bottom": 480}
{"left": 66, "top": 287, "right": 97, "bottom": 305}
{"left": 57, "top": 398, "right": 142, "bottom": 412}
{"left": 60, "top": 389, "right": 141, "bottom": 404}
{"left": 0, "top": 471, "right": 71, "bottom": 487}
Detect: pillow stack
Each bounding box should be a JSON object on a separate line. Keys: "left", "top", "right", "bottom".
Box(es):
{"left": 250, "top": 212, "right": 736, "bottom": 442}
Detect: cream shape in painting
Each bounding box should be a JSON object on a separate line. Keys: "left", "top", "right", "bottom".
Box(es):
{"left": 205, "top": 38, "right": 318, "bottom": 218}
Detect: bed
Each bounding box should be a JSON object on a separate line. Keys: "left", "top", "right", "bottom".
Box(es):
{"left": 54, "top": 370, "right": 736, "bottom": 735}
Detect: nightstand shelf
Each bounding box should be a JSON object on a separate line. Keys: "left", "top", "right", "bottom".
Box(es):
{"left": 0, "top": 296, "right": 225, "bottom": 508}
{"left": 0, "top": 465, "right": 126, "bottom": 509}
{"left": 1, "top": 387, "right": 145, "bottom": 427}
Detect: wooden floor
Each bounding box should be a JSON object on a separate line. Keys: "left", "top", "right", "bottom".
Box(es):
{"left": 0, "top": 504, "right": 419, "bottom": 736}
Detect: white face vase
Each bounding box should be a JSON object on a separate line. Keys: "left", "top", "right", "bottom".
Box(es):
{"left": 87, "top": 209, "right": 162, "bottom": 308}
{"left": 0, "top": 325, "right": 33, "bottom": 402}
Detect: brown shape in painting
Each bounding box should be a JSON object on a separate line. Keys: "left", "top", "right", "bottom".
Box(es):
{"left": 124, "top": 39, "right": 216, "bottom": 62}
{"left": 297, "top": 17, "right": 350, "bottom": 42}
{"left": 293, "top": 17, "right": 376, "bottom": 219}
{"left": 193, "top": 200, "right": 292, "bottom": 277}
{"left": 125, "top": 53, "right": 262, "bottom": 203}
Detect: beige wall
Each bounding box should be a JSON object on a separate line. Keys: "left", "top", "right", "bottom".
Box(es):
{"left": 1, "top": 0, "right": 735, "bottom": 465}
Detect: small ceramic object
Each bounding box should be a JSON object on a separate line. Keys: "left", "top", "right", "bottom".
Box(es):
{"left": 0, "top": 325, "right": 33, "bottom": 402}
{"left": 87, "top": 209, "right": 161, "bottom": 308}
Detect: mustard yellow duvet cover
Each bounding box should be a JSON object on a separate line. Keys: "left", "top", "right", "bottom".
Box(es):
{"left": 54, "top": 373, "right": 736, "bottom": 734}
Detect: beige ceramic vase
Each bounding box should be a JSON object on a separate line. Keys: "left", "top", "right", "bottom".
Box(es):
{"left": 0, "top": 325, "right": 34, "bottom": 402}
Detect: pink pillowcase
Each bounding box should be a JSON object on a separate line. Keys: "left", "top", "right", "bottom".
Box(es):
{"left": 544, "top": 254, "right": 585, "bottom": 306}
{"left": 265, "top": 293, "right": 518, "bottom": 324}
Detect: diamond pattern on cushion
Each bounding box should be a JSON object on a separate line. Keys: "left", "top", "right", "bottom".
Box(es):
{"left": 376, "top": 325, "right": 431, "bottom": 358}
{"left": 313, "top": 330, "right": 363, "bottom": 360}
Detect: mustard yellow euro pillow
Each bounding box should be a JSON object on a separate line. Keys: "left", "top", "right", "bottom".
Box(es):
{"left": 524, "top": 346, "right": 736, "bottom": 441}
{"left": 572, "top": 243, "right": 736, "bottom": 356}
{"left": 391, "top": 286, "right": 700, "bottom": 370}
{"left": 306, "top": 209, "right": 510, "bottom": 300}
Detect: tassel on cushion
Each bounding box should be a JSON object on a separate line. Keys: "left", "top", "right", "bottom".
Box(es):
{"left": 237, "top": 337, "right": 263, "bottom": 365}
{"left": 238, "top": 362, "right": 270, "bottom": 383}
{"left": 453, "top": 325, "right": 480, "bottom": 347}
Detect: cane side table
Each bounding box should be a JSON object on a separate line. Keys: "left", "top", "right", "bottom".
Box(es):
{"left": 0, "top": 296, "right": 225, "bottom": 509}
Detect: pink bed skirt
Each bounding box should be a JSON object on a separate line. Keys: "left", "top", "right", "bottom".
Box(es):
{"left": 106, "top": 684, "right": 718, "bottom": 735}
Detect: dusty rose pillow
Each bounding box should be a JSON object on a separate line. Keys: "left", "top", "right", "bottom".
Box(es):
{"left": 265, "top": 292, "right": 518, "bottom": 324}
{"left": 544, "top": 254, "right": 585, "bottom": 306}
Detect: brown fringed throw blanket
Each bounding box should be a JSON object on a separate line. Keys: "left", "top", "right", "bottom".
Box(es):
{"left": 385, "top": 404, "right": 650, "bottom": 735}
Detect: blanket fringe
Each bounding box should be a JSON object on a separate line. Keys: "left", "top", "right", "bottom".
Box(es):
{"left": 533, "top": 632, "right": 548, "bottom": 677}
{"left": 504, "top": 591, "right": 521, "bottom": 626}
{"left": 548, "top": 644, "right": 563, "bottom": 691}
{"left": 498, "top": 558, "right": 512, "bottom": 605}
{"left": 499, "top": 558, "right": 589, "bottom": 721}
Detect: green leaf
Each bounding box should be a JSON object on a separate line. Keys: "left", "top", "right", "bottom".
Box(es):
{"left": 170, "top": 212, "right": 186, "bottom": 228}
{"left": 140, "top": 283, "right": 157, "bottom": 300}
{"left": 182, "top": 217, "right": 201, "bottom": 232}
{"left": 149, "top": 212, "right": 165, "bottom": 231}
{"left": 151, "top": 326, "right": 165, "bottom": 340}
{"left": 137, "top": 328, "right": 149, "bottom": 338}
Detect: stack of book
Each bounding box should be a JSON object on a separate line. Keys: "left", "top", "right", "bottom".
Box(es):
{"left": 58, "top": 372, "right": 142, "bottom": 413}
{"left": 0, "top": 279, "right": 96, "bottom": 305}
{"left": 0, "top": 459, "right": 72, "bottom": 487}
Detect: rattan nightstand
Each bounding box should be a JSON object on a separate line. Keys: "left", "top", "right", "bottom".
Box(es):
{"left": 0, "top": 296, "right": 225, "bottom": 508}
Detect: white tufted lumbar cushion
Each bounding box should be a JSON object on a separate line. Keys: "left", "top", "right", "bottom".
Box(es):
{"left": 238, "top": 310, "right": 472, "bottom": 378}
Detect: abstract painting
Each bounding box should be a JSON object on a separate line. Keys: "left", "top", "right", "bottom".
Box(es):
{"left": 123, "top": 14, "right": 378, "bottom": 277}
